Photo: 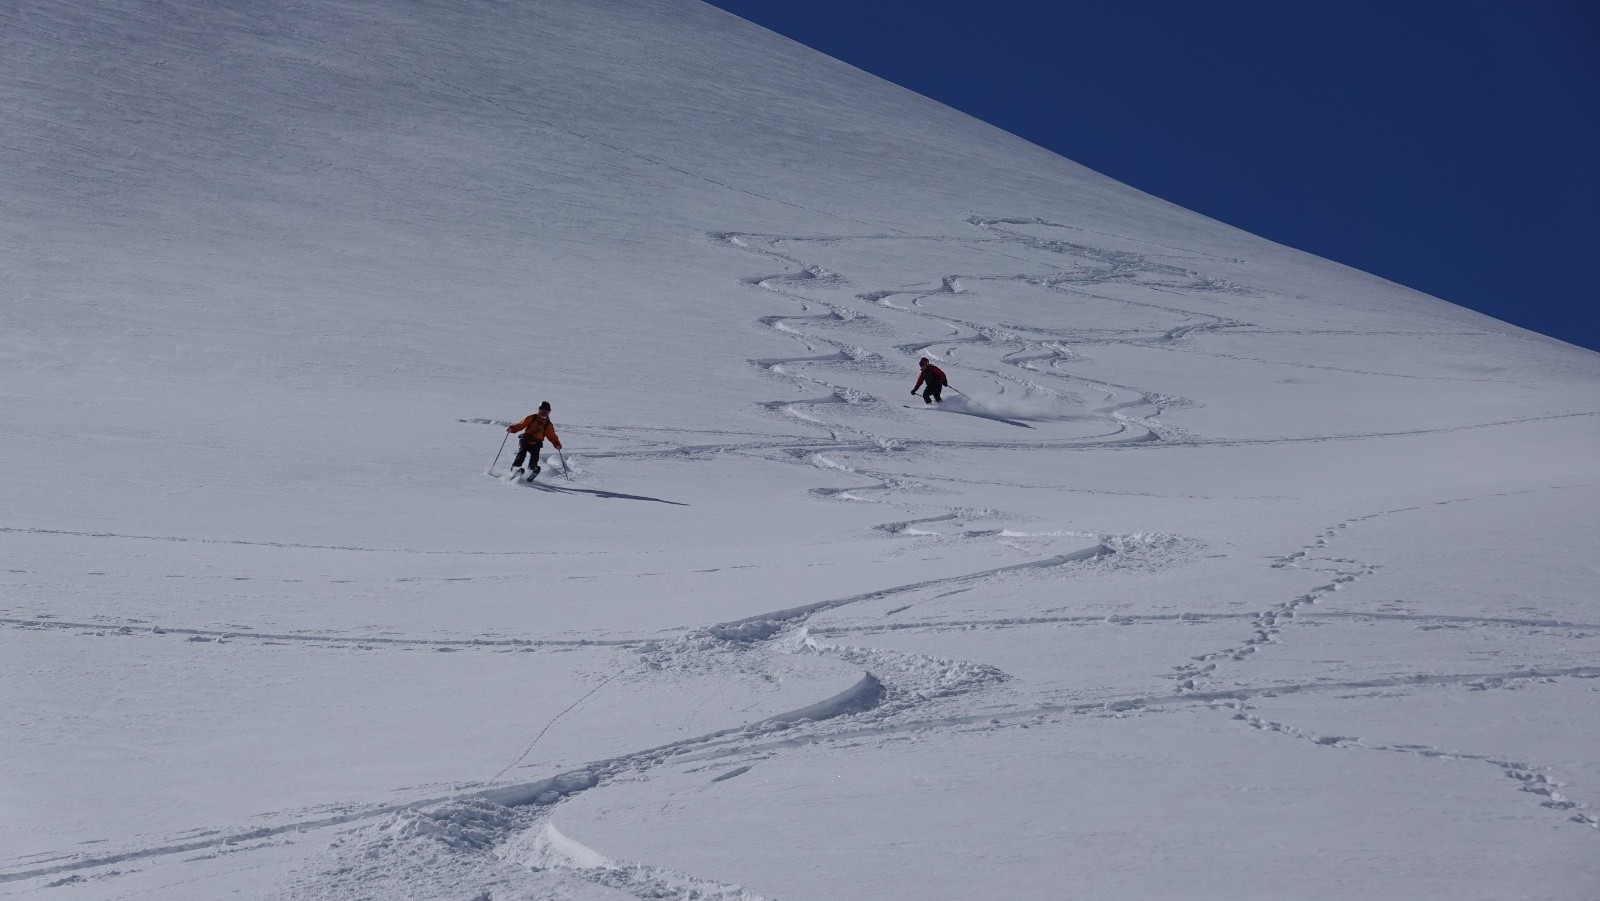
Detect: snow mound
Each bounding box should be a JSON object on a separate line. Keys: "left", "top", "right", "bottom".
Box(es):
{"left": 383, "top": 798, "right": 521, "bottom": 851}
{"left": 502, "top": 822, "right": 770, "bottom": 901}
{"left": 797, "top": 628, "right": 1007, "bottom": 706}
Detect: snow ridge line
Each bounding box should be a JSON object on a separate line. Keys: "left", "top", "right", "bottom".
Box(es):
{"left": 0, "top": 617, "right": 653, "bottom": 651}
{"left": 675, "top": 666, "right": 1600, "bottom": 765}
{"left": 560, "top": 409, "right": 1600, "bottom": 460}
{"left": 459, "top": 418, "right": 815, "bottom": 443}
{"left": 0, "top": 525, "right": 581, "bottom": 556}
{"left": 1151, "top": 410, "right": 1600, "bottom": 450}
{"left": 1108, "top": 666, "right": 1600, "bottom": 713}
{"left": 1315, "top": 611, "right": 1600, "bottom": 631}
{"left": 0, "top": 673, "right": 886, "bottom": 886}
{"left": 810, "top": 610, "right": 1600, "bottom": 637}
{"left": 1151, "top": 666, "right": 1600, "bottom": 711}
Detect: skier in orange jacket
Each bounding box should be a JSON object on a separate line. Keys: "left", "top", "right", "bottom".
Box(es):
{"left": 507, "top": 401, "right": 562, "bottom": 479}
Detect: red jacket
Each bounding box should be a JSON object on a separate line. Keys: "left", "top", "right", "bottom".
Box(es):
{"left": 508, "top": 413, "right": 562, "bottom": 449}
{"left": 913, "top": 364, "right": 947, "bottom": 391}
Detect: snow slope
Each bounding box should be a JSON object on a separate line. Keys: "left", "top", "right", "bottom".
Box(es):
{"left": 2, "top": 0, "right": 1597, "bottom": 897}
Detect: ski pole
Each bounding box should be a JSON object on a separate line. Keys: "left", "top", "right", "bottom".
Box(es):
{"left": 489, "top": 432, "right": 510, "bottom": 475}
{"left": 558, "top": 448, "right": 572, "bottom": 480}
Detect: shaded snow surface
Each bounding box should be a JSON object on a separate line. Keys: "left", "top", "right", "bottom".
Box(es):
{"left": 3, "top": 0, "right": 1598, "bottom": 898}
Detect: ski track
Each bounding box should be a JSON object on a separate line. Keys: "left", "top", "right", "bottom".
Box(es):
{"left": 8, "top": 499, "right": 1595, "bottom": 890}
{"left": 710, "top": 223, "right": 1600, "bottom": 829}
{"left": 712, "top": 226, "right": 1187, "bottom": 458}
{"left": 472, "top": 409, "right": 1600, "bottom": 463}
{"left": 489, "top": 667, "right": 635, "bottom": 782}
{"left": 10, "top": 217, "right": 1597, "bottom": 895}
{"left": 453, "top": 220, "right": 1598, "bottom": 479}
{"left": 0, "top": 666, "right": 887, "bottom": 888}
{"left": 1171, "top": 492, "right": 1600, "bottom": 830}
{"left": 1215, "top": 699, "right": 1600, "bottom": 829}
{"left": 0, "top": 537, "right": 1121, "bottom": 890}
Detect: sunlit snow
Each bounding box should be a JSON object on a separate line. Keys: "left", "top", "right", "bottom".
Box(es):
{"left": 2, "top": 1, "right": 1597, "bottom": 898}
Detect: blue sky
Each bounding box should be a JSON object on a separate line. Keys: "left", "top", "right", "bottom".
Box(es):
{"left": 706, "top": 1, "right": 1599, "bottom": 352}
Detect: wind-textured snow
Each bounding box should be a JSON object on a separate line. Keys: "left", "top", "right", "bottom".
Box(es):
{"left": 2, "top": 0, "right": 1598, "bottom": 898}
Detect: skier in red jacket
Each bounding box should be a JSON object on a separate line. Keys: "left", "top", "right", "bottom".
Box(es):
{"left": 911, "top": 358, "right": 948, "bottom": 404}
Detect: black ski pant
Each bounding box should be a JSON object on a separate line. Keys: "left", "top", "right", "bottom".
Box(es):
{"left": 922, "top": 382, "right": 944, "bottom": 404}
{"left": 513, "top": 438, "right": 543, "bottom": 470}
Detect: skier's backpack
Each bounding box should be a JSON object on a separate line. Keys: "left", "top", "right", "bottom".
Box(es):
{"left": 526, "top": 413, "right": 551, "bottom": 441}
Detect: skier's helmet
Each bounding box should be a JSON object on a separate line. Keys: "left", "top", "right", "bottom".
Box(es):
{"left": 919, "top": 357, "right": 929, "bottom": 366}
{"left": 539, "top": 401, "right": 552, "bottom": 411}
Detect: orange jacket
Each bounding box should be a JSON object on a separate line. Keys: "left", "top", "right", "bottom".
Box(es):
{"left": 508, "top": 413, "right": 562, "bottom": 449}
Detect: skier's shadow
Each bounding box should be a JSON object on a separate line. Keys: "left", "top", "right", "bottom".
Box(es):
{"left": 530, "top": 482, "right": 689, "bottom": 506}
